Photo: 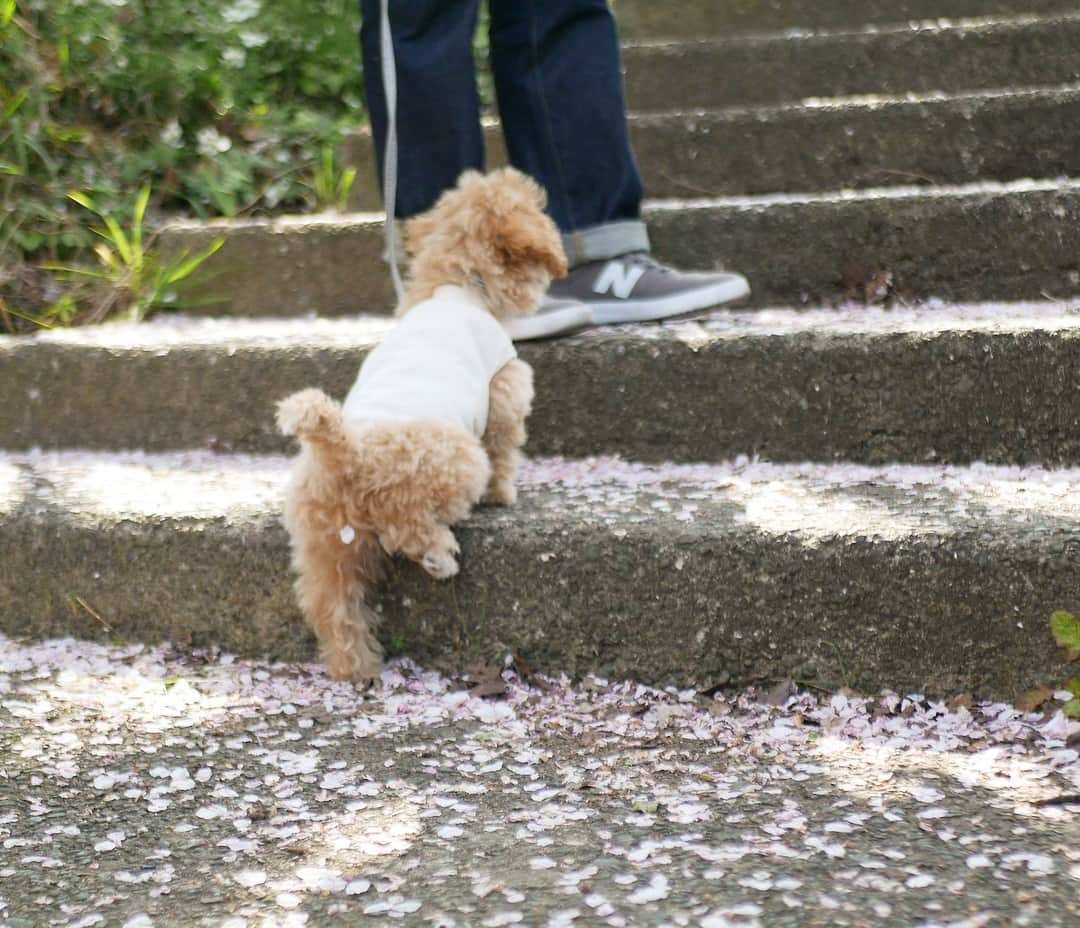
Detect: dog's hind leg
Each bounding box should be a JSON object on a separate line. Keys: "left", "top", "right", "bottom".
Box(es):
{"left": 283, "top": 442, "right": 387, "bottom": 682}
{"left": 481, "top": 359, "right": 534, "bottom": 506}
{"left": 292, "top": 522, "right": 385, "bottom": 682}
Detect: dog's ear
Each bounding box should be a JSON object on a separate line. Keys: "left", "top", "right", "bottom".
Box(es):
{"left": 493, "top": 208, "right": 568, "bottom": 279}
{"left": 480, "top": 169, "right": 567, "bottom": 279}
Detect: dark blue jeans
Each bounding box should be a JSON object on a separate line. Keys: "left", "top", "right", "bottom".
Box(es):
{"left": 359, "top": 0, "right": 648, "bottom": 265}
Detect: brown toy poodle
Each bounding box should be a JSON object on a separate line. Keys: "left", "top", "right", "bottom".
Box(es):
{"left": 276, "top": 168, "right": 567, "bottom": 681}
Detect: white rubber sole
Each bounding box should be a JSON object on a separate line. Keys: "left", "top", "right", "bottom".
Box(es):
{"left": 503, "top": 301, "right": 593, "bottom": 341}
{"left": 504, "top": 274, "right": 752, "bottom": 340}
{"left": 588, "top": 274, "right": 751, "bottom": 325}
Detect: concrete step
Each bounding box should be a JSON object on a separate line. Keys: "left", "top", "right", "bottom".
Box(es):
{"left": 620, "top": 14, "right": 1080, "bottom": 111}
{"left": 159, "top": 178, "right": 1080, "bottom": 316}
{"left": 344, "top": 85, "right": 1080, "bottom": 208}
{"left": 7, "top": 302, "right": 1080, "bottom": 466}
{"left": 2, "top": 451, "right": 1076, "bottom": 698}
{"left": 613, "top": 0, "right": 1079, "bottom": 39}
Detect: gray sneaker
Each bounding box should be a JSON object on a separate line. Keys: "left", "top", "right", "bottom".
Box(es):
{"left": 548, "top": 252, "right": 750, "bottom": 325}
{"left": 502, "top": 297, "right": 593, "bottom": 341}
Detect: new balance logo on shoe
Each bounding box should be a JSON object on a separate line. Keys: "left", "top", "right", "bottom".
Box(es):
{"left": 592, "top": 260, "right": 646, "bottom": 300}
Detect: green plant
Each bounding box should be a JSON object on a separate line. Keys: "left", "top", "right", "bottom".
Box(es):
{"left": 311, "top": 144, "right": 357, "bottom": 212}
{"left": 1063, "top": 679, "right": 1080, "bottom": 720}
{"left": 1050, "top": 610, "right": 1080, "bottom": 718}
{"left": 385, "top": 634, "right": 408, "bottom": 658}
{"left": 43, "top": 185, "right": 224, "bottom": 323}
{"left": 1051, "top": 610, "right": 1080, "bottom": 659}
{"left": 0, "top": 292, "right": 78, "bottom": 331}
{"left": 0, "top": 0, "right": 500, "bottom": 327}
{"left": 0, "top": 0, "right": 365, "bottom": 325}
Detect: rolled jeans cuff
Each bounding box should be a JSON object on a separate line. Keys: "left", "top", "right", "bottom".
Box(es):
{"left": 562, "top": 220, "right": 651, "bottom": 268}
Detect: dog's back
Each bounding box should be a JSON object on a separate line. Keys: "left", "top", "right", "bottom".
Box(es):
{"left": 343, "top": 284, "right": 515, "bottom": 438}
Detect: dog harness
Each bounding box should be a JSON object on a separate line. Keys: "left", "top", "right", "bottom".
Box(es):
{"left": 342, "top": 285, "right": 516, "bottom": 438}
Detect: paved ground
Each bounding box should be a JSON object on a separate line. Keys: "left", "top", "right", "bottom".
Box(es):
{"left": 1, "top": 638, "right": 1078, "bottom": 926}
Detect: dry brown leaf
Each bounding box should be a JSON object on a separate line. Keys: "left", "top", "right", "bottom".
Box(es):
{"left": 1017, "top": 686, "right": 1054, "bottom": 714}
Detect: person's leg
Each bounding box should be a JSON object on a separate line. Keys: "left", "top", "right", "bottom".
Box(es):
{"left": 360, "top": 0, "right": 483, "bottom": 218}
{"left": 489, "top": 0, "right": 750, "bottom": 340}
{"left": 488, "top": 0, "right": 646, "bottom": 258}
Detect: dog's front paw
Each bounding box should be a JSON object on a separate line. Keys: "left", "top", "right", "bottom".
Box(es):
{"left": 421, "top": 549, "right": 459, "bottom": 580}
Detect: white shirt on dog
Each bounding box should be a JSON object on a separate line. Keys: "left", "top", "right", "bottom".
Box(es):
{"left": 342, "top": 285, "right": 516, "bottom": 438}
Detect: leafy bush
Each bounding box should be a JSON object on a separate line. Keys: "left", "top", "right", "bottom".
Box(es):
{"left": 0, "top": 0, "right": 366, "bottom": 328}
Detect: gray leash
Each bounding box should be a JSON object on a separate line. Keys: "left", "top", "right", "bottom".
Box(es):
{"left": 379, "top": 0, "right": 405, "bottom": 302}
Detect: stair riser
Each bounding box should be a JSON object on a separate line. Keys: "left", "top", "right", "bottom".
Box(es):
{"left": 2, "top": 466, "right": 1075, "bottom": 698}
{"left": 345, "top": 91, "right": 1080, "bottom": 208}
{"left": 613, "top": 0, "right": 1078, "bottom": 39}
{"left": 6, "top": 326, "right": 1080, "bottom": 466}
{"left": 651, "top": 187, "right": 1080, "bottom": 308}
{"left": 621, "top": 18, "right": 1080, "bottom": 110}
{"left": 159, "top": 185, "right": 1080, "bottom": 316}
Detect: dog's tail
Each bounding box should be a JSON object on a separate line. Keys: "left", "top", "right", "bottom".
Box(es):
{"left": 276, "top": 388, "right": 359, "bottom": 472}
{"left": 277, "top": 387, "right": 348, "bottom": 444}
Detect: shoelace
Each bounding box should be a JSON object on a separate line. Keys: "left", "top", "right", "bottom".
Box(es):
{"left": 619, "top": 252, "right": 674, "bottom": 275}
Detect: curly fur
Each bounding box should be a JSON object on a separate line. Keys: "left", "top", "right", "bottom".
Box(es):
{"left": 277, "top": 168, "right": 564, "bottom": 682}
{"left": 400, "top": 167, "right": 567, "bottom": 319}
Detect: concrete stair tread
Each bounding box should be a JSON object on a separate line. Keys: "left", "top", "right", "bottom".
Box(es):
{"left": 8, "top": 299, "right": 1080, "bottom": 466}
{"left": 344, "top": 84, "right": 1080, "bottom": 205}
{"left": 168, "top": 177, "right": 1080, "bottom": 229}
{"left": 344, "top": 82, "right": 1080, "bottom": 127}
{"left": 613, "top": 0, "right": 1080, "bottom": 40}
{"left": 19, "top": 311, "right": 395, "bottom": 350}
{"left": 648, "top": 176, "right": 1080, "bottom": 208}
{"left": 624, "top": 11, "right": 1080, "bottom": 46}
{"left": 421, "top": 14, "right": 1080, "bottom": 112}
{"left": 619, "top": 13, "right": 1080, "bottom": 109}
{"left": 3, "top": 447, "right": 1078, "bottom": 534}
{"left": 15, "top": 298, "right": 1080, "bottom": 349}
{"left": 639, "top": 82, "right": 1080, "bottom": 119}
{"left": 159, "top": 177, "right": 1080, "bottom": 315}
{"left": 2, "top": 449, "right": 1077, "bottom": 696}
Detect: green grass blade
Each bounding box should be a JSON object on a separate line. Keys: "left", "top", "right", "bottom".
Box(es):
{"left": 38, "top": 262, "right": 114, "bottom": 281}
{"left": 162, "top": 238, "right": 224, "bottom": 284}
{"left": 131, "top": 184, "right": 151, "bottom": 256}
{"left": 102, "top": 215, "right": 134, "bottom": 266}
{"left": 67, "top": 190, "right": 96, "bottom": 211}
{"left": 337, "top": 167, "right": 357, "bottom": 208}
{"left": 4, "top": 89, "right": 28, "bottom": 119}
